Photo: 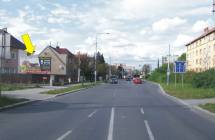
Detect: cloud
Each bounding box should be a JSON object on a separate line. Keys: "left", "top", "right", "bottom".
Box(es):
{"left": 1, "top": 0, "right": 12, "bottom": 2}
{"left": 173, "top": 34, "right": 193, "bottom": 47}
{"left": 152, "top": 17, "right": 187, "bottom": 32}
{"left": 192, "top": 19, "right": 213, "bottom": 33}
{"left": 0, "top": 0, "right": 212, "bottom": 69}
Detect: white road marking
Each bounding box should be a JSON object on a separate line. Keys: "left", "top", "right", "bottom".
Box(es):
{"left": 144, "top": 120, "right": 155, "bottom": 140}
{"left": 107, "top": 107, "right": 115, "bottom": 140}
{"left": 56, "top": 130, "right": 72, "bottom": 140}
{"left": 88, "top": 109, "right": 98, "bottom": 118}
{"left": 140, "top": 108, "right": 145, "bottom": 115}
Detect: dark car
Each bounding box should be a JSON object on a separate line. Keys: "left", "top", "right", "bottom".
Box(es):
{"left": 109, "top": 75, "right": 118, "bottom": 84}
{"left": 126, "top": 76, "right": 132, "bottom": 81}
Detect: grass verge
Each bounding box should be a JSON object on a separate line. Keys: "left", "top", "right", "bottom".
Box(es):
{"left": 0, "top": 84, "right": 40, "bottom": 91}
{"left": 199, "top": 103, "right": 215, "bottom": 113}
{"left": 160, "top": 83, "right": 215, "bottom": 99}
{"left": 43, "top": 82, "right": 100, "bottom": 95}
{"left": 0, "top": 96, "right": 27, "bottom": 108}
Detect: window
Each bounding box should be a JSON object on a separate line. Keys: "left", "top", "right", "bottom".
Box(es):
{"left": 11, "top": 52, "right": 16, "bottom": 59}
{"left": 210, "top": 34, "right": 213, "bottom": 41}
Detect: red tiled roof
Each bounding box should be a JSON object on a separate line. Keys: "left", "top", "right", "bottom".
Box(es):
{"left": 52, "top": 47, "right": 73, "bottom": 55}
{"left": 186, "top": 27, "right": 215, "bottom": 46}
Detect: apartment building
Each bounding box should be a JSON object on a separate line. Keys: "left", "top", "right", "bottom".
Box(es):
{"left": 186, "top": 27, "right": 215, "bottom": 72}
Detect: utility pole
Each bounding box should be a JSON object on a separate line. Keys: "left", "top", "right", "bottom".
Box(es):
{"left": 94, "top": 34, "right": 98, "bottom": 84}
{"left": 94, "top": 32, "right": 110, "bottom": 84}
{"left": 109, "top": 57, "right": 112, "bottom": 78}
{"left": 78, "top": 51, "right": 81, "bottom": 83}
{"left": 213, "top": 0, "right": 215, "bottom": 15}
{"left": 0, "top": 28, "right": 7, "bottom": 96}
{"left": 157, "top": 58, "right": 160, "bottom": 69}
{"left": 167, "top": 45, "right": 171, "bottom": 85}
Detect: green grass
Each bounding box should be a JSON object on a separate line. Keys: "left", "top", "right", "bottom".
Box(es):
{"left": 160, "top": 83, "right": 215, "bottom": 99}
{"left": 0, "top": 96, "right": 27, "bottom": 108}
{"left": 0, "top": 84, "right": 40, "bottom": 91}
{"left": 43, "top": 82, "right": 100, "bottom": 95}
{"left": 199, "top": 103, "right": 215, "bottom": 113}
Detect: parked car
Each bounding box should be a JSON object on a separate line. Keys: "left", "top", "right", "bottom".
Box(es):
{"left": 109, "top": 75, "right": 118, "bottom": 84}
{"left": 133, "top": 77, "right": 142, "bottom": 84}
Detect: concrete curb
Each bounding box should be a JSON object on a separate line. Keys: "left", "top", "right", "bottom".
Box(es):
{"left": 150, "top": 81, "right": 215, "bottom": 118}
{"left": 51, "top": 83, "right": 104, "bottom": 97}
{"left": 0, "top": 100, "right": 37, "bottom": 112}
{"left": 54, "top": 88, "right": 87, "bottom": 97}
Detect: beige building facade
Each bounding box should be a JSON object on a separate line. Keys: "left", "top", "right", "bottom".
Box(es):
{"left": 186, "top": 27, "right": 215, "bottom": 72}
{"left": 39, "top": 45, "right": 78, "bottom": 85}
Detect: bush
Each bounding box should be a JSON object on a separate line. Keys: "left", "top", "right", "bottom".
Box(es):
{"left": 192, "top": 69, "right": 215, "bottom": 88}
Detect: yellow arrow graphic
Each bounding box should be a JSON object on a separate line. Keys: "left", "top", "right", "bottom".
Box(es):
{"left": 21, "top": 33, "right": 35, "bottom": 55}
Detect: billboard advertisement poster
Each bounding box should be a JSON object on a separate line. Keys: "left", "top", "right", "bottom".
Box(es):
{"left": 18, "top": 51, "right": 50, "bottom": 74}
{"left": 39, "top": 57, "right": 51, "bottom": 71}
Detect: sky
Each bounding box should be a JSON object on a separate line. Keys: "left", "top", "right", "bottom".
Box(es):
{"left": 0, "top": 0, "right": 214, "bottom": 69}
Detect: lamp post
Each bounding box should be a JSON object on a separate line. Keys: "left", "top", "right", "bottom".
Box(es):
{"left": 167, "top": 45, "right": 171, "bottom": 85}
{"left": 94, "top": 32, "right": 110, "bottom": 84}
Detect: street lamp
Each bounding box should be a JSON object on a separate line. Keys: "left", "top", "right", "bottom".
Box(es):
{"left": 94, "top": 32, "right": 110, "bottom": 84}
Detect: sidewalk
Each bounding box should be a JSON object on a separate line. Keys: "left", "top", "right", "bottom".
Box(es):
{"left": 2, "top": 85, "right": 68, "bottom": 101}
{"left": 183, "top": 98, "right": 215, "bottom": 106}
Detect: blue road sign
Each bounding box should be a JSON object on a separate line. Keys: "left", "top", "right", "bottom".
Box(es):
{"left": 174, "top": 61, "right": 186, "bottom": 73}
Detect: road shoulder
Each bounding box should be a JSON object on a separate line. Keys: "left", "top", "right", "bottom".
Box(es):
{"left": 148, "top": 81, "right": 215, "bottom": 120}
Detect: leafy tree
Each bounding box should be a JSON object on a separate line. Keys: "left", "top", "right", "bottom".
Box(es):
{"left": 178, "top": 53, "right": 186, "bottom": 61}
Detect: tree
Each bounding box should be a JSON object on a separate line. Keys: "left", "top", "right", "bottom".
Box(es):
{"left": 178, "top": 53, "right": 186, "bottom": 61}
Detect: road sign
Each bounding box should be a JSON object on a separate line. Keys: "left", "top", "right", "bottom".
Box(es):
{"left": 174, "top": 61, "right": 186, "bottom": 73}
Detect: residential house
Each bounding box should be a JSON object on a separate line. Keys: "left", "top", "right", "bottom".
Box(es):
{"left": 39, "top": 45, "right": 78, "bottom": 85}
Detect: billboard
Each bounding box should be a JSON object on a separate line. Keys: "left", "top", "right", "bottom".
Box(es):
{"left": 39, "top": 57, "right": 51, "bottom": 71}
{"left": 18, "top": 52, "right": 50, "bottom": 74}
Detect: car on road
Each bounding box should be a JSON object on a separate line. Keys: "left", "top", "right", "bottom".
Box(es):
{"left": 109, "top": 75, "right": 118, "bottom": 84}
{"left": 125, "top": 76, "right": 132, "bottom": 81}
{"left": 133, "top": 77, "right": 142, "bottom": 84}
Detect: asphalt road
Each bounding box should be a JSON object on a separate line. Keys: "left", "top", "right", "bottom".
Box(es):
{"left": 0, "top": 81, "right": 215, "bottom": 140}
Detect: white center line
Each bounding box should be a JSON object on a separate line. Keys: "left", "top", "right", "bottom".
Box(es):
{"left": 56, "top": 130, "right": 72, "bottom": 140}
{"left": 140, "top": 108, "right": 145, "bottom": 115}
{"left": 107, "top": 107, "right": 115, "bottom": 140}
{"left": 144, "top": 120, "right": 155, "bottom": 140}
{"left": 88, "top": 109, "right": 98, "bottom": 118}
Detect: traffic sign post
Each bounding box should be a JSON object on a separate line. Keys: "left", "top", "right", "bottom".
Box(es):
{"left": 174, "top": 61, "right": 186, "bottom": 88}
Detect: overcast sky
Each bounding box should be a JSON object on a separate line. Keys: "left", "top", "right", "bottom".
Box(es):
{"left": 0, "top": 0, "right": 214, "bottom": 69}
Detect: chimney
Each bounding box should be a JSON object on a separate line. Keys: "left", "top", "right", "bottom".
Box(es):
{"left": 56, "top": 42, "right": 60, "bottom": 49}
{"left": 204, "top": 27, "right": 209, "bottom": 33}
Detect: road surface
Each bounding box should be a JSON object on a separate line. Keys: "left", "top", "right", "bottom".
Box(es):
{"left": 0, "top": 81, "right": 215, "bottom": 140}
